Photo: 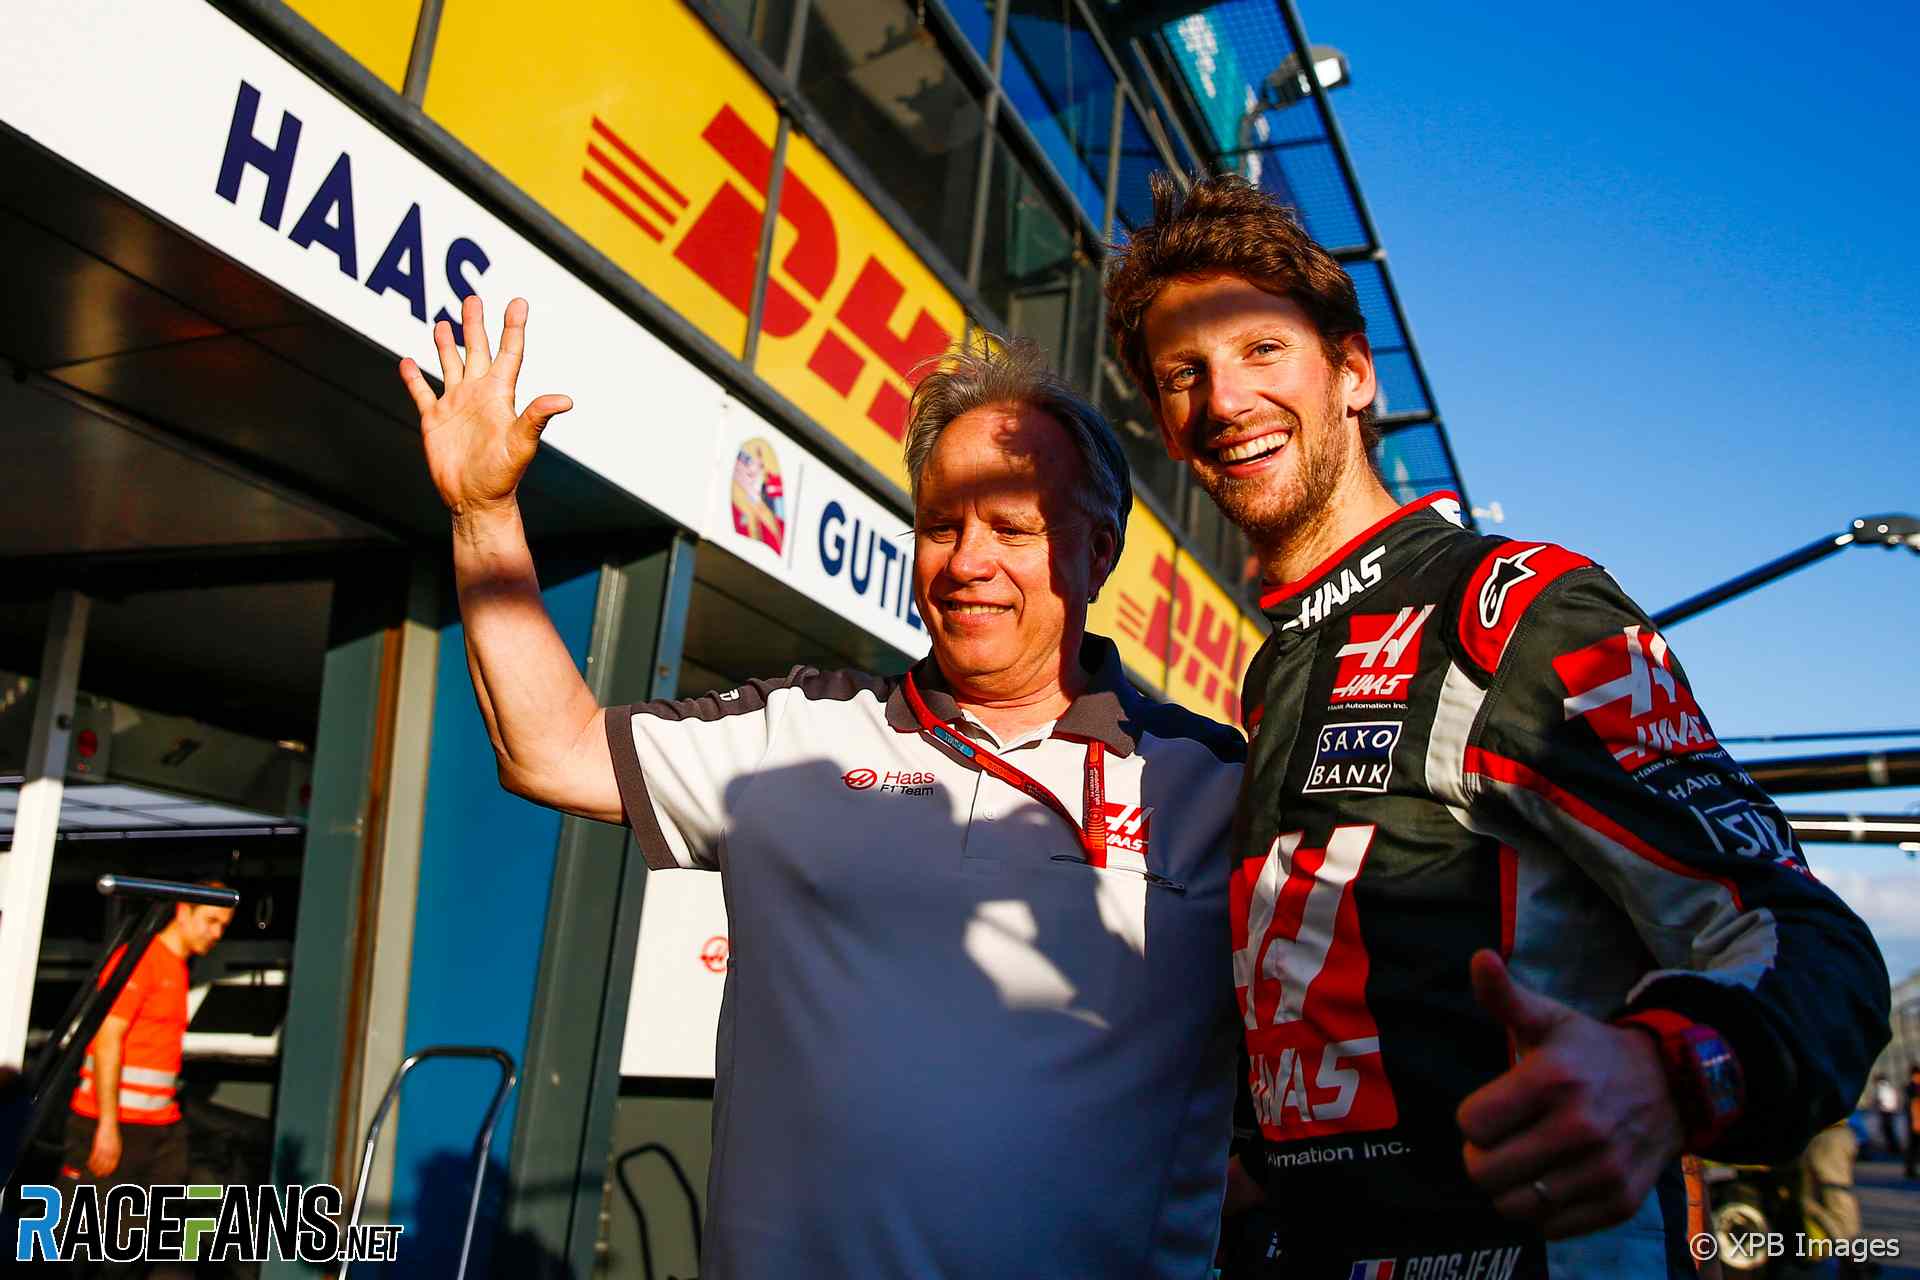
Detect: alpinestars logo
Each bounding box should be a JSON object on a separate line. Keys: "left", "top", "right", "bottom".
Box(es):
{"left": 1332, "top": 606, "right": 1433, "bottom": 703}
{"left": 1477, "top": 546, "right": 1545, "bottom": 628}
{"left": 1555, "top": 625, "right": 1717, "bottom": 771}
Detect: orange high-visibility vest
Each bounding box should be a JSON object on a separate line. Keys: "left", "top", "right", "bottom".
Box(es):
{"left": 71, "top": 938, "right": 186, "bottom": 1126}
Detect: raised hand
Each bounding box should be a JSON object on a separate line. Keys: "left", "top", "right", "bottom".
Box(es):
{"left": 1456, "top": 950, "right": 1684, "bottom": 1240}
{"left": 399, "top": 294, "right": 573, "bottom": 518}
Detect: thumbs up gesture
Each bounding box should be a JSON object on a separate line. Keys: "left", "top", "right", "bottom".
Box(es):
{"left": 1456, "top": 950, "right": 1685, "bottom": 1240}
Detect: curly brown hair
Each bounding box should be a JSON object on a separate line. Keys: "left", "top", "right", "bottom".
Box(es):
{"left": 1105, "top": 172, "right": 1375, "bottom": 446}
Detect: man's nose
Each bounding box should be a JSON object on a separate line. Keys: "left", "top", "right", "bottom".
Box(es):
{"left": 945, "top": 522, "right": 997, "bottom": 582}
{"left": 1204, "top": 361, "right": 1259, "bottom": 425}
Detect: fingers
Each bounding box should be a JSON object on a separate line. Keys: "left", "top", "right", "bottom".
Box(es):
{"left": 494, "top": 296, "right": 530, "bottom": 384}
{"left": 518, "top": 394, "right": 573, "bottom": 445}
{"left": 1458, "top": 1053, "right": 1561, "bottom": 1148}
{"left": 1497, "top": 1151, "right": 1651, "bottom": 1243}
{"left": 1465, "top": 1093, "right": 1611, "bottom": 1203}
{"left": 1470, "top": 950, "right": 1570, "bottom": 1049}
{"left": 433, "top": 318, "right": 462, "bottom": 388}
{"left": 398, "top": 357, "right": 437, "bottom": 419}
{"left": 463, "top": 294, "right": 493, "bottom": 379}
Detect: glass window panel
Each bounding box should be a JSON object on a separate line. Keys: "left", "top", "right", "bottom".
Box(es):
{"left": 939, "top": 0, "right": 995, "bottom": 64}
{"left": 1113, "top": 100, "right": 1165, "bottom": 234}
{"left": 798, "top": 0, "right": 986, "bottom": 270}
{"left": 976, "top": 130, "right": 1079, "bottom": 364}
{"left": 1099, "top": 356, "right": 1184, "bottom": 512}
{"left": 1000, "top": 0, "right": 1115, "bottom": 229}
{"left": 706, "top": 0, "right": 799, "bottom": 65}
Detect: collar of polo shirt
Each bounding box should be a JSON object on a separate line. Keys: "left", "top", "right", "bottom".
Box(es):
{"left": 886, "top": 634, "right": 1140, "bottom": 757}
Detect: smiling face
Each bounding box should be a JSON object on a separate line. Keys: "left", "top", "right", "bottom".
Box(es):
{"left": 1143, "top": 274, "right": 1377, "bottom": 557}
{"left": 912, "top": 404, "right": 1116, "bottom": 704}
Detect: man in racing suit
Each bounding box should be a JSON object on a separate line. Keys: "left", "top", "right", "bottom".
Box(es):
{"left": 1106, "top": 173, "right": 1890, "bottom": 1277}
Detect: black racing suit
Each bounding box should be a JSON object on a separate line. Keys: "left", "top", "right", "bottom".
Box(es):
{"left": 1227, "top": 493, "right": 1888, "bottom": 1278}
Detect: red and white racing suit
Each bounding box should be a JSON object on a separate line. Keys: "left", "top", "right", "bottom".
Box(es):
{"left": 1230, "top": 492, "right": 1888, "bottom": 1278}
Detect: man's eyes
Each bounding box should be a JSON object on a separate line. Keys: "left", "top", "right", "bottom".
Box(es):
{"left": 916, "top": 523, "right": 1045, "bottom": 542}
{"left": 1161, "top": 365, "right": 1198, "bottom": 391}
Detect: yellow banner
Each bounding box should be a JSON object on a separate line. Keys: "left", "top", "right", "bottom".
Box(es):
{"left": 286, "top": 0, "right": 421, "bottom": 92}
{"left": 423, "top": 1, "right": 960, "bottom": 487}
{"left": 1091, "top": 505, "right": 1265, "bottom": 730}
{"left": 427, "top": 0, "right": 786, "bottom": 356}
{"left": 755, "top": 127, "right": 964, "bottom": 487}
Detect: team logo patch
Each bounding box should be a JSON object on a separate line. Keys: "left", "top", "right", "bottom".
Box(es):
{"left": 1556, "top": 624, "right": 1717, "bottom": 772}
{"left": 1303, "top": 722, "right": 1402, "bottom": 794}
{"left": 841, "top": 768, "right": 878, "bottom": 790}
{"left": 1331, "top": 606, "right": 1432, "bottom": 703}
{"left": 1101, "top": 802, "right": 1152, "bottom": 858}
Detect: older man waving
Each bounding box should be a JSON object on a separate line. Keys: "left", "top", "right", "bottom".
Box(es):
{"left": 400, "top": 299, "right": 1244, "bottom": 1279}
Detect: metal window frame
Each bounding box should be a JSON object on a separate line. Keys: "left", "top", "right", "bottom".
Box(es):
{"left": 501, "top": 532, "right": 698, "bottom": 1277}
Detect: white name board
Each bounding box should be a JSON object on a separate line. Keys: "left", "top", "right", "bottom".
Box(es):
{"left": 705, "top": 404, "right": 932, "bottom": 660}
{"left": 0, "top": 0, "right": 719, "bottom": 530}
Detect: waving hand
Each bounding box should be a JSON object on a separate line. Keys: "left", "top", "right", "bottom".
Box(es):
{"left": 399, "top": 294, "right": 573, "bottom": 517}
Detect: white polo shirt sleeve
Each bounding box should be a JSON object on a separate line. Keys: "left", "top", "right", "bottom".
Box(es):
{"left": 604, "top": 670, "right": 804, "bottom": 871}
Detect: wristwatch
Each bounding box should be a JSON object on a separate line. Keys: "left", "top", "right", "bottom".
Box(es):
{"left": 1616, "top": 1009, "right": 1745, "bottom": 1152}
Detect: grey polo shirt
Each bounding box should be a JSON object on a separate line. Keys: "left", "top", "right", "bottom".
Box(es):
{"left": 607, "top": 635, "right": 1245, "bottom": 1279}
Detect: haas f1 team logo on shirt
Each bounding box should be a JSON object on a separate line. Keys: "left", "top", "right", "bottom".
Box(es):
{"left": 1102, "top": 803, "right": 1152, "bottom": 859}
{"left": 1331, "top": 606, "right": 1432, "bottom": 704}
{"left": 1555, "top": 624, "right": 1717, "bottom": 772}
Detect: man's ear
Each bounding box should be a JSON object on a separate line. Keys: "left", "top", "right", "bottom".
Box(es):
{"left": 1088, "top": 525, "right": 1119, "bottom": 601}
{"left": 1338, "top": 331, "right": 1377, "bottom": 417}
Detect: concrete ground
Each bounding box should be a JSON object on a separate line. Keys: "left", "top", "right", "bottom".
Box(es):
{"left": 1855, "top": 1150, "right": 1920, "bottom": 1277}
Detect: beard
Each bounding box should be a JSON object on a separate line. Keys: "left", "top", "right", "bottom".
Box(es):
{"left": 1192, "top": 384, "right": 1351, "bottom": 556}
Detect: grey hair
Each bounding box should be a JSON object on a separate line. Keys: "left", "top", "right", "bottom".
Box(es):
{"left": 903, "top": 336, "right": 1132, "bottom": 569}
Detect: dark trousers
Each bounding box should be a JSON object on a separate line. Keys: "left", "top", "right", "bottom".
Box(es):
{"left": 55, "top": 1112, "right": 190, "bottom": 1277}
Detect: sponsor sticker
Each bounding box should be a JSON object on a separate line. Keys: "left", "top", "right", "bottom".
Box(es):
{"left": 1303, "top": 722, "right": 1402, "bottom": 794}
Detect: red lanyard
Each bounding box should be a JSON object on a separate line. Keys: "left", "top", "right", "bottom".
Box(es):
{"left": 903, "top": 672, "right": 1109, "bottom": 867}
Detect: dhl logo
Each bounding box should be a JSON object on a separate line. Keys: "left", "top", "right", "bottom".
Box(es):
{"left": 1115, "top": 554, "right": 1254, "bottom": 725}
{"left": 581, "top": 107, "right": 953, "bottom": 442}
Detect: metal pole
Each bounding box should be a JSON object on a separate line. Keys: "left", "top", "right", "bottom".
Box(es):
{"left": 1744, "top": 749, "right": 1920, "bottom": 795}
{"left": 1787, "top": 813, "right": 1920, "bottom": 846}
{"left": 1652, "top": 533, "right": 1853, "bottom": 628}
{"left": 1654, "top": 513, "right": 1915, "bottom": 628}
{"left": 0, "top": 590, "right": 89, "bottom": 1069}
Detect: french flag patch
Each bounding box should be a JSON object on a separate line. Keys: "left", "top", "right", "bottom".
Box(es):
{"left": 1350, "top": 1262, "right": 1396, "bottom": 1280}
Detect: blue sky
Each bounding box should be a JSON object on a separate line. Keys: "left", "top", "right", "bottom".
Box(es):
{"left": 1294, "top": 0, "right": 1920, "bottom": 979}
